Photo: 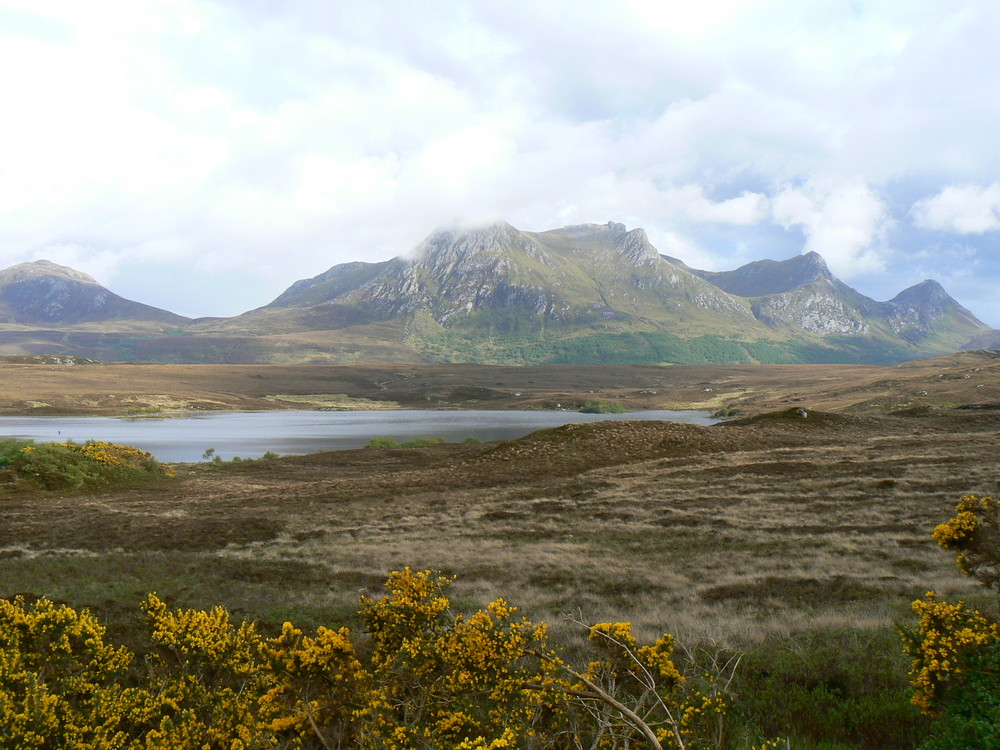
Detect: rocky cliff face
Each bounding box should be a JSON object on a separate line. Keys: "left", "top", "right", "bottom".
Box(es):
{"left": 751, "top": 280, "right": 872, "bottom": 336}
{"left": 267, "top": 221, "right": 757, "bottom": 335}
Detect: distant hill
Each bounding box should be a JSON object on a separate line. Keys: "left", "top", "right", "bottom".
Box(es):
{"left": 0, "top": 260, "right": 189, "bottom": 359}
{"left": 0, "top": 261, "right": 188, "bottom": 326}
{"left": 0, "top": 226, "right": 993, "bottom": 365}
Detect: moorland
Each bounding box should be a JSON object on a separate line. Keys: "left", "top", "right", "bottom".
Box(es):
{"left": 1, "top": 351, "right": 999, "bottom": 747}
{"left": 1, "top": 348, "right": 999, "bottom": 416}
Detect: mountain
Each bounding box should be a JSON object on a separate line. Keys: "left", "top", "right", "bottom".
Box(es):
{"left": 0, "top": 226, "right": 991, "bottom": 365}
{"left": 0, "top": 260, "right": 188, "bottom": 327}
{"left": 263, "top": 221, "right": 754, "bottom": 334}
{"left": 0, "top": 260, "right": 189, "bottom": 360}
{"left": 211, "top": 220, "right": 988, "bottom": 365}
{"left": 688, "top": 254, "right": 986, "bottom": 350}
{"left": 691, "top": 251, "right": 833, "bottom": 297}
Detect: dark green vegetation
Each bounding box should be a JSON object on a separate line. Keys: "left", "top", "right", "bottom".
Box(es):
{"left": 528, "top": 331, "right": 920, "bottom": 366}
{"left": 734, "top": 628, "right": 929, "bottom": 748}
{"left": 2, "top": 404, "right": 999, "bottom": 746}
{"left": 917, "top": 642, "right": 1000, "bottom": 749}
{"left": 364, "top": 436, "right": 447, "bottom": 448}
{"left": 579, "top": 400, "right": 626, "bottom": 413}
{"left": 0, "top": 438, "right": 169, "bottom": 490}
{"left": 0, "top": 222, "right": 991, "bottom": 364}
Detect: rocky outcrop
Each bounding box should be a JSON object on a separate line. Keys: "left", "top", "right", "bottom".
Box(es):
{"left": 694, "top": 252, "right": 833, "bottom": 297}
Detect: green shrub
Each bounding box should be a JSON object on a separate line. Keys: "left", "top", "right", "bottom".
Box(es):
{"left": 365, "top": 436, "right": 399, "bottom": 449}
{"left": 733, "top": 627, "right": 927, "bottom": 749}
{"left": 0, "top": 439, "right": 170, "bottom": 490}
{"left": 400, "top": 437, "right": 445, "bottom": 447}
{"left": 579, "top": 400, "right": 626, "bottom": 414}
{"left": 918, "top": 641, "right": 1000, "bottom": 749}
{"left": 0, "top": 439, "right": 27, "bottom": 470}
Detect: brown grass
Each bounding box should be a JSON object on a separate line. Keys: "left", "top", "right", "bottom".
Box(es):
{"left": 1, "top": 349, "right": 999, "bottom": 416}
{"left": 1, "top": 404, "right": 996, "bottom": 650}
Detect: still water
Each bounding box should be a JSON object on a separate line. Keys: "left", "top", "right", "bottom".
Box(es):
{"left": 0, "top": 409, "right": 716, "bottom": 463}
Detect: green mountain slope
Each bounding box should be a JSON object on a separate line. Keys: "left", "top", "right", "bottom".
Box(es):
{"left": 233, "top": 221, "right": 988, "bottom": 365}
{"left": 0, "top": 225, "right": 991, "bottom": 365}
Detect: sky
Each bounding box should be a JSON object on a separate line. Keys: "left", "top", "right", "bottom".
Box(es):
{"left": 1, "top": 0, "right": 1000, "bottom": 327}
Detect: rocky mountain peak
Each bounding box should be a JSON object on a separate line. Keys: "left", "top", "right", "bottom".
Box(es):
{"left": 693, "top": 251, "right": 834, "bottom": 297}
{"left": 890, "top": 279, "right": 949, "bottom": 306}
{"left": 410, "top": 221, "right": 548, "bottom": 278}
{"left": 887, "top": 279, "right": 985, "bottom": 327}
{"left": 798, "top": 251, "right": 831, "bottom": 275}
{"left": 415, "top": 221, "right": 519, "bottom": 257}
{"left": 615, "top": 227, "right": 660, "bottom": 264}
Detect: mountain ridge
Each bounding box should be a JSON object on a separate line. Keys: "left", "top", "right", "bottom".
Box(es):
{"left": 0, "top": 223, "right": 994, "bottom": 365}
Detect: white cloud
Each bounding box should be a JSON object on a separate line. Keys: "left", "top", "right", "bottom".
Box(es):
{"left": 661, "top": 185, "right": 769, "bottom": 225}
{"left": 620, "top": 0, "right": 763, "bottom": 36}
{"left": 911, "top": 183, "right": 1000, "bottom": 234}
{"left": 771, "top": 179, "right": 888, "bottom": 278}
{"left": 0, "top": 1, "right": 996, "bottom": 325}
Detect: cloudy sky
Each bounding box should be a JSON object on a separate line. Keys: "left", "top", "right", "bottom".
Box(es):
{"left": 2, "top": 0, "right": 1000, "bottom": 326}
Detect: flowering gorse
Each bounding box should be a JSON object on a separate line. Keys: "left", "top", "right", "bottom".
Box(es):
{"left": 932, "top": 494, "right": 1000, "bottom": 589}
{"left": 902, "top": 593, "right": 999, "bottom": 713}
{"left": 900, "top": 493, "right": 1000, "bottom": 740}
{"left": 0, "top": 596, "right": 142, "bottom": 750}
{"left": 0, "top": 569, "right": 744, "bottom": 748}
{"left": 1, "top": 439, "right": 171, "bottom": 489}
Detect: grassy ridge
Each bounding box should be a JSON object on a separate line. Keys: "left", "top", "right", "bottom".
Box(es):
{"left": 417, "top": 330, "right": 925, "bottom": 366}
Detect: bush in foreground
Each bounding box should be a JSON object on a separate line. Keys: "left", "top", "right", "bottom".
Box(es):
{"left": 899, "top": 495, "right": 1000, "bottom": 749}
{"left": 0, "top": 569, "right": 779, "bottom": 749}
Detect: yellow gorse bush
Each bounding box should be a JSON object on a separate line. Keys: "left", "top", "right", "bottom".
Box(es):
{"left": 0, "top": 596, "right": 144, "bottom": 750}
{"left": 932, "top": 493, "right": 1000, "bottom": 588}
{"left": 0, "top": 569, "right": 744, "bottom": 749}
{"left": 259, "top": 620, "right": 367, "bottom": 744}
{"left": 901, "top": 494, "right": 1000, "bottom": 718}
{"left": 356, "top": 568, "right": 563, "bottom": 749}
{"left": 4, "top": 439, "right": 171, "bottom": 489}
{"left": 903, "top": 593, "right": 999, "bottom": 713}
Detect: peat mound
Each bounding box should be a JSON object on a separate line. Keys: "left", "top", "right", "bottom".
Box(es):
{"left": 720, "top": 407, "right": 884, "bottom": 431}
{"left": 457, "top": 420, "right": 774, "bottom": 481}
